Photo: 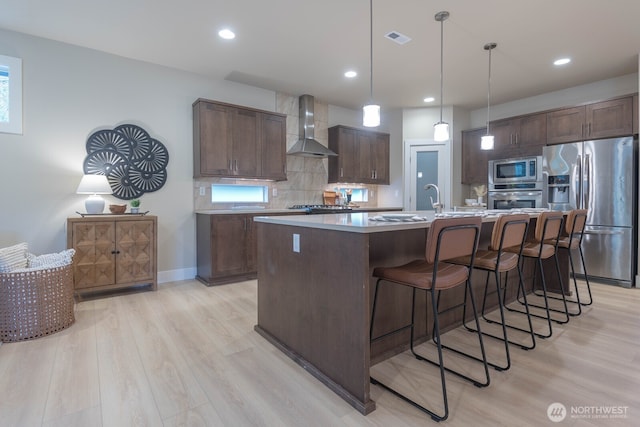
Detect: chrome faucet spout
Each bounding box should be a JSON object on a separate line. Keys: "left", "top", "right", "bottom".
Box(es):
{"left": 424, "top": 183, "right": 443, "bottom": 213}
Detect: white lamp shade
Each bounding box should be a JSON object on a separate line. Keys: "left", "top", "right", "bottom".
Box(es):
{"left": 76, "top": 174, "right": 112, "bottom": 194}
{"left": 363, "top": 104, "right": 381, "bottom": 127}
{"left": 481, "top": 135, "right": 495, "bottom": 150}
{"left": 433, "top": 122, "right": 449, "bottom": 142}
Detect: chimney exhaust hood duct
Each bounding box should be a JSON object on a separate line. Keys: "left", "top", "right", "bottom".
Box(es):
{"left": 287, "top": 94, "right": 337, "bottom": 157}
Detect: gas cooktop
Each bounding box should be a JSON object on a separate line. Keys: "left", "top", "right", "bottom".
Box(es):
{"left": 289, "top": 204, "right": 353, "bottom": 214}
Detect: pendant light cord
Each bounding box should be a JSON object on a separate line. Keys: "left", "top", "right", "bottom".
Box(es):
{"left": 369, "top": 0, "right": 373, "bottom": 103}
{"left": 484, "top": 43, "right": 497, "bottom": 136}
{"left": 486, "top": 46, "right": 491, "bottom": 135}
{"left": 439, "top": 16, "right": 444, "bottom": 122}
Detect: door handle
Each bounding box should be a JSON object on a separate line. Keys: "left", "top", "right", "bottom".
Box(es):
{"left": 583, "top": 229, "right": 624, "bottom": 236}
{"left": 584, "top": 153, "right": 590, "bottom": 209}
{"left": 574, "top": 154, "right": 581, "bottom": 208}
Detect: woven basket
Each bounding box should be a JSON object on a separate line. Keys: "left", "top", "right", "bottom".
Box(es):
{"left": 0, "top": 263, "right": 75, "bottom": 342}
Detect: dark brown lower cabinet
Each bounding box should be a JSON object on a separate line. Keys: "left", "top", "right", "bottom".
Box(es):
{"left": 196, "top": 212, "right": 300, "bottom": 286}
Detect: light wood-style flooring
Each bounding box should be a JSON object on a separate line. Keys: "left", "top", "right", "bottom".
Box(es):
{"left": 0, "top": 279, "right": 638, "bottom": 426}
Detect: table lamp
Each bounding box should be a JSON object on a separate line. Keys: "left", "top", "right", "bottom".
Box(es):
{"left": 76, "top": 174, "right": 112, "bottom": 214}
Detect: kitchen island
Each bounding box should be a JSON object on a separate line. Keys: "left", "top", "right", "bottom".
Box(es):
{"left": 253, "top": 211, "right": 566, "bottom": 414}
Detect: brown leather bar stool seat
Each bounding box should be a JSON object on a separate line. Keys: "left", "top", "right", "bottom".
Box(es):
{"left": 370, "top": 216, "right": 489, "bottom": 422}
{"left": 448, "top": 213, "right": 534, "bottom": 372}
{"left": 540, "top": 209, "right": 591, "bottom": 315}
{"left": 504, "top": 211, "right": 568, "bottom": 339}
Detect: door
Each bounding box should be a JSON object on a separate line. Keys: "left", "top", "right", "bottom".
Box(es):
{"left": 583, "top": 137, "right": 634, "bottom": 227}
{"left": 577, "top": 226, "right": 634, "bottom": 285}
{"left": 407, "top": 143, "right": 449, "bottom": 211}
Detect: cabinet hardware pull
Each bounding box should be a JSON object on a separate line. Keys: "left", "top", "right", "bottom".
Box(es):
{"left": 515, "top": 133, "right": 519, "bottom": 145}
{"left": 235, "top": 160, "right": 239, "bottom": 171}
{"left": 111, "top": 250, "right": 120, "bottom": 254}
{"left": 229, "top": 160, "right": 232, "bottom": 170}
{"left": 340, "top": 168, "right": 343, "bottom": 177}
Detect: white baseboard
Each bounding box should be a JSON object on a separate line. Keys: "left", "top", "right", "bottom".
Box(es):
{"left": 158, "top": 267, "right": 197, "bottom": 284}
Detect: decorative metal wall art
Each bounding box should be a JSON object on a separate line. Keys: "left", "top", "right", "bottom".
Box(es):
{"left": 83, "top": 124, "right": 169, "bottom": 200}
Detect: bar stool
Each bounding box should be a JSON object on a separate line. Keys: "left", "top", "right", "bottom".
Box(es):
{"left": 448, "top": 213, "right": 533, "bottom": 372}
{"left": 505, "top": 211, "right": 568, "bottom": 339}
{"left": 537, "top": 209, "right": 591, "bottom": 315}
{"left": 369, "top": 217, "right": 489, "bottom": 422}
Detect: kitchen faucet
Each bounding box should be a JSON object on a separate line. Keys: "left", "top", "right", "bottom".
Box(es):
{"left": 424, "top": 183, "right": 443, "bottom": 213}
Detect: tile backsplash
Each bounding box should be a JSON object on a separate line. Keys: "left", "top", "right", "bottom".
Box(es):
{"left": 194, "top": 92, "right": 378, "bottom": 211}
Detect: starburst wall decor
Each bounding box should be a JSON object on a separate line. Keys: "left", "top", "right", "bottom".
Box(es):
{"left": 83, "top": 124, "right": 169, "bottom": 200}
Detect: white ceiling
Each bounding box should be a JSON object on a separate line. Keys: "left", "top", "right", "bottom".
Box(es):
{"left": 1, "top": 0, "right": 639, "bottom": 111}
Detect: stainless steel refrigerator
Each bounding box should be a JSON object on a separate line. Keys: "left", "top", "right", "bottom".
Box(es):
{"left": 542, "top": 136, "right": 637, "bottom": 287}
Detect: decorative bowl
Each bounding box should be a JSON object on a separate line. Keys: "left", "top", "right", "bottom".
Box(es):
{"left": 109, "top": 204, "right": 127, "bottom": 214}
{"left": 465, "top": 198, "right": 478, "bottom": 206}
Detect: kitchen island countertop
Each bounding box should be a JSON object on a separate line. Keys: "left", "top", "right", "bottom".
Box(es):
{"left": 254, "top": 210, "right": 540, "bottom": 233}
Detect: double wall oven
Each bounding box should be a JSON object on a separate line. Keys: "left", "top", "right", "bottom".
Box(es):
{"left": 488, "top": 156, "right": 543, "bottom": 210}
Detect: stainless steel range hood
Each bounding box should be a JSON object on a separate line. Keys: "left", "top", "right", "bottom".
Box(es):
{"left": 287, "top": 94, "right": 337, "bottom": 157}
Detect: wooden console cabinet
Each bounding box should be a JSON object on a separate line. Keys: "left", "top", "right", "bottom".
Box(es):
{"left": 193, "top": 99, "right": 287, "bottom": 180}
{"left": 67, "top": 215, "right": 157, "bottom": 297}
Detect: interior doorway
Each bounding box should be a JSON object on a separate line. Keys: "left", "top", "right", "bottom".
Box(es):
{"left": 405, "top": 140, "right": 451, "bottom": 211}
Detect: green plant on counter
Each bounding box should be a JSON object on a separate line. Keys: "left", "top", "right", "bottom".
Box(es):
{"left": 130, "top": 199, "right": 140, "bottom": 208}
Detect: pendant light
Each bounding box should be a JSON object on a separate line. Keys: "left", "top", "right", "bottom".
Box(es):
{"left": 363, "top": 0, "right": 380, "bottom": 127}
{"left": 433, "top": 11, "right": 449, "bottom": 142}
{"left": 481, "top": 42, "right": 497, "bottom": 150}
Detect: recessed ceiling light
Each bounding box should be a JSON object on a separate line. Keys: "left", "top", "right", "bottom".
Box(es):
{"left": 554, "top": 57, "right": 571, "bottom": 66}
{"left": 344, "top": 70, "right": 357, "bottom": 78}
{"left": 423, "top": 97, "right": 435, "bottom": 103}
{"left": 218, "top": 29, "right": 236, "bottom": 40}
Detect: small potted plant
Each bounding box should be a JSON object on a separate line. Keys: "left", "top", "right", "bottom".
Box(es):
{"left": 130, "top": 199, "right": 141, "bottom": 214}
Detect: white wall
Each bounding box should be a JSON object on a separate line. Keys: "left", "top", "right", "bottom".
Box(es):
{"left": 0, "top": 29, "right": 279, "bottom": 282}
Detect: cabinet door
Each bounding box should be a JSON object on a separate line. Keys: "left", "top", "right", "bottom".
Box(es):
{"left": 260, "top": 113, "right": 287, "bottom": 181}
{"left": 195, "top": 101, "right": 232, "bottom": 176}
{"left": 489, "top": 119, "right": 516, "bottom": 159}
{"left": 71, "top": 221, "right": 115, "bottom": 289}
{"left": 211, "top": 215, "right": 249, "bottom": 277}
{"left": 357, "top": 131, "right": 375, "bottom": 183}
{"left": 115, "top": 220, "right": 155, "bottom": 284}
{"left": 634, "top": 94, "right": 639, "bottom": 135}
{"left": 370, "top": 133, "right": 390, "bottom": 184}
{"left": 328, "top": 126, "right": 359, "bottom": 183}
{"left": 232, "top": 108, "right": 260, "bottom": 177}
{"left": 514, "top": 113, "right": 546, "bottom": 156}
{"left": 547, "top": 107, "right": 586, "bottom": 145}
{"left": 586, "top": 97, "right": 633, "bottom": 139}
{"left": 245, "top": 215, "right": 258, "bottom": 273}
{"left": 461, "top": 128, "right": 490, "bottom": 184}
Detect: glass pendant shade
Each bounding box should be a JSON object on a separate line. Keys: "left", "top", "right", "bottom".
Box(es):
{"left": 363, "top": 104, "right": 381, "bottom": 127}
{"left": 481, "top": 135, "right": 495, "bottom": 150}
{"left": 433, "top": 121, "right": 449, "bottom": 142}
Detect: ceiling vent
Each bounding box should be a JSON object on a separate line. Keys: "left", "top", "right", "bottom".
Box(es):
{"left": 385, "top": 31, "right": 411, "bottom": 45}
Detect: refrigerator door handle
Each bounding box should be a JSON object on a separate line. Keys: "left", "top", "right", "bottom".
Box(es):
{"left": 574, "top": 154, "right": 582, "bottom": 208}
{"left": 583, "top": 229, "right": 625, "bottom": 235}
{"left": 584, "top": 153, "right": 590, "bottom": 209}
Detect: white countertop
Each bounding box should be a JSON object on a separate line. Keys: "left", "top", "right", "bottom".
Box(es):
{"left": 254, "top": 208, "right": 551, "bottom": 234}
{"left": 255, "top": 211, "right": 492, "bottom": 234}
